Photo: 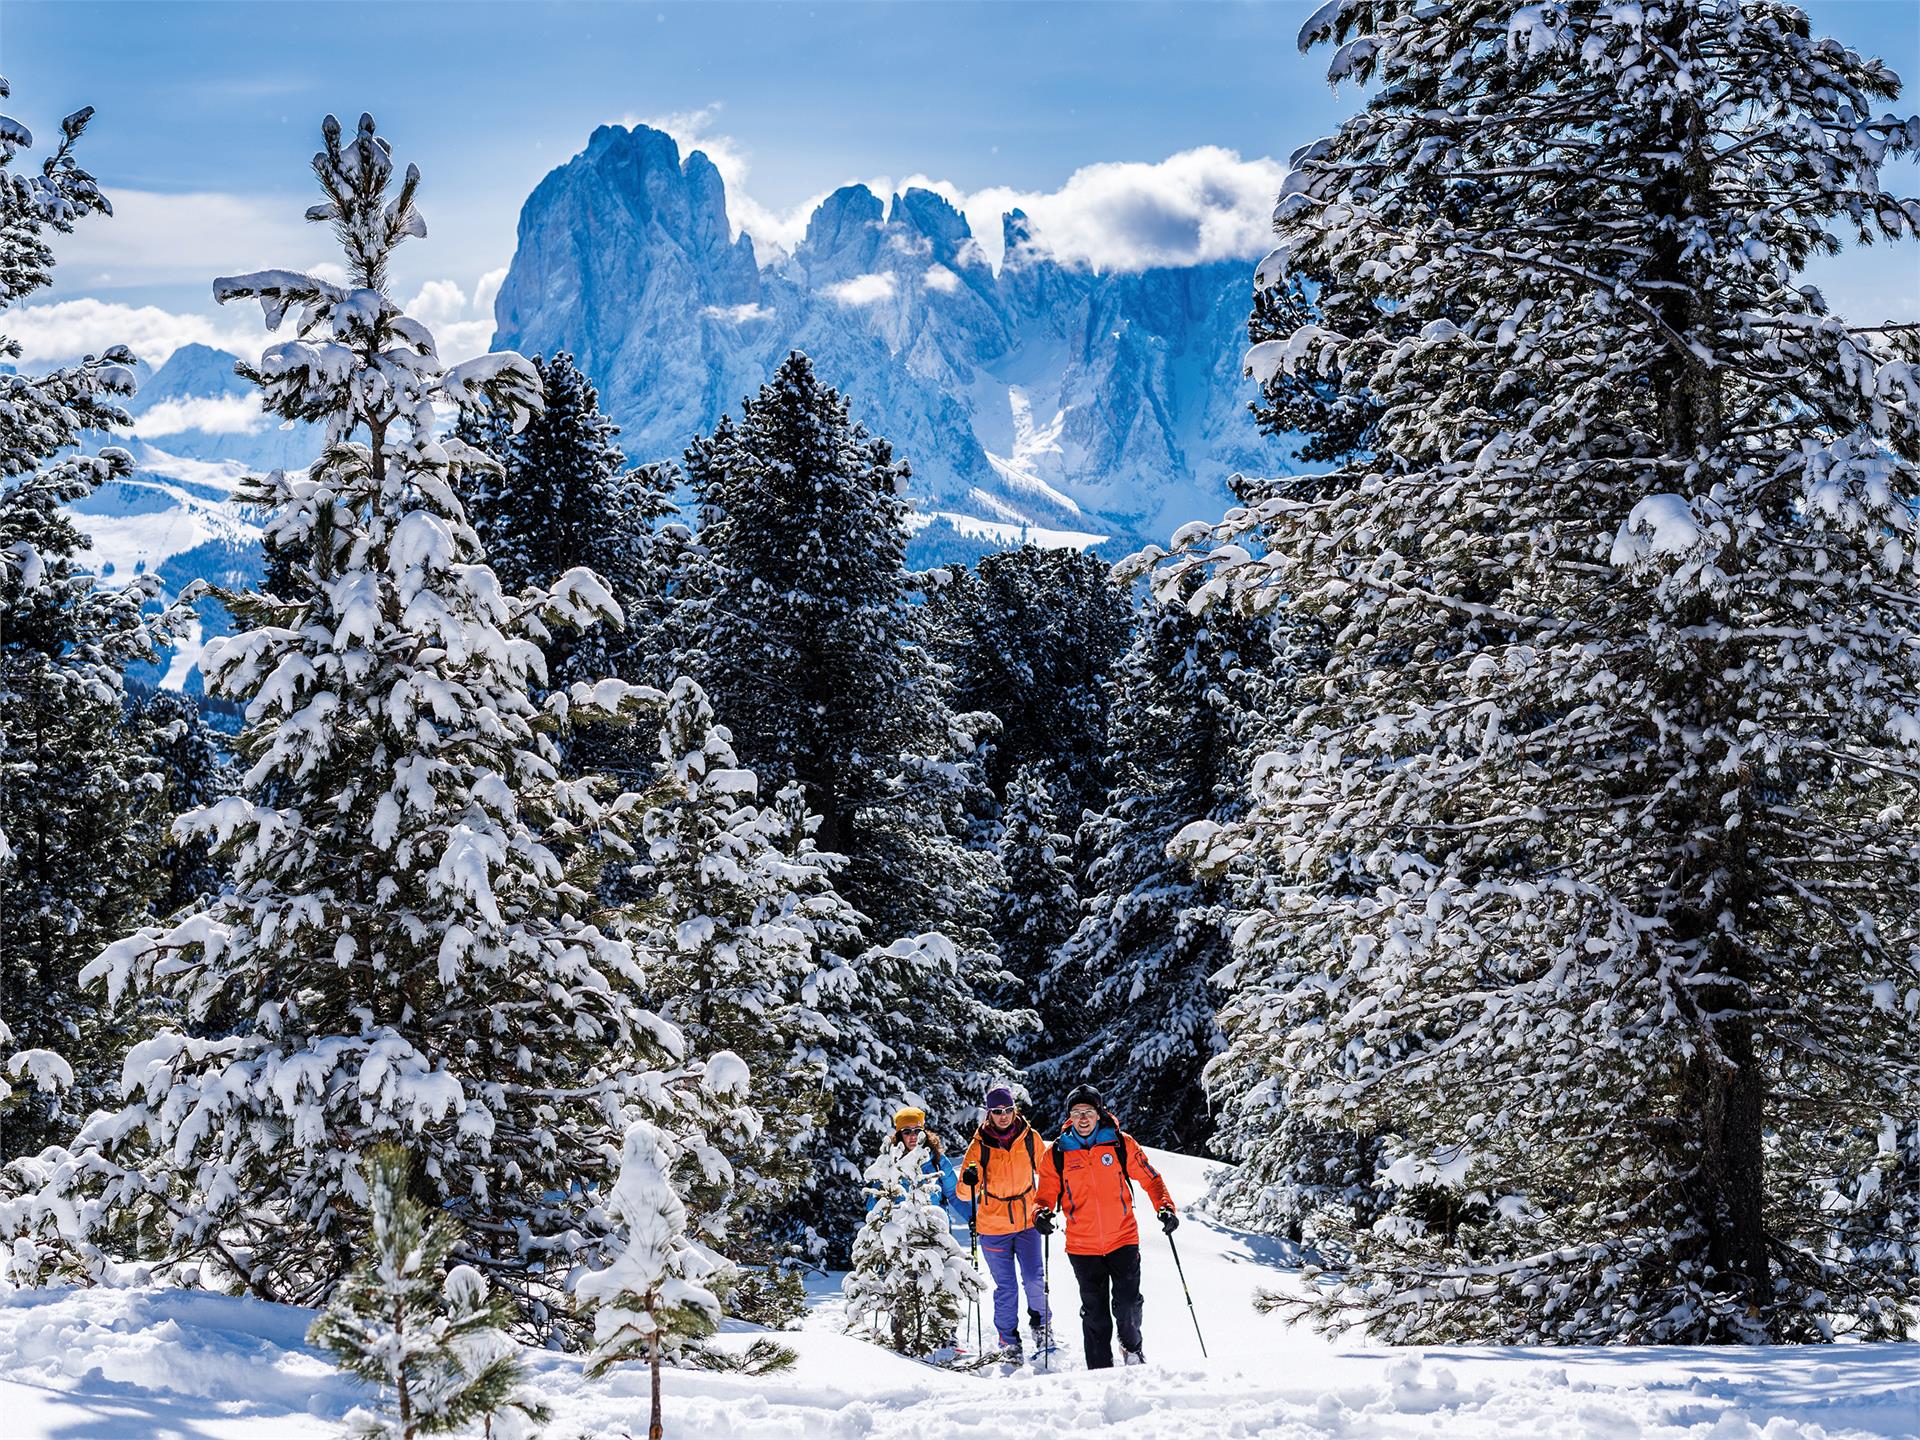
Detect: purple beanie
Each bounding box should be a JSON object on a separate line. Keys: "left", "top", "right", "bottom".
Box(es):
{"left": 984, "top": 1085, "right": 1016, "bottom": 1110}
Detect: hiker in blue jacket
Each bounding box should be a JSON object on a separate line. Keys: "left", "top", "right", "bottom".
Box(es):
{"left": 869, "top": 1105, "right": 974, "bottom": 1237}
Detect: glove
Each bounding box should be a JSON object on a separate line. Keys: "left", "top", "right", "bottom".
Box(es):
{"left": 1158, "top": 1208, "right": 1179, "bottom": 1234}
{"left": 1034, "top": 1208, "right": 1055, "bottom": 1236}
{"left": 961, "top": 1165, "right": 979, "bottom": 1188}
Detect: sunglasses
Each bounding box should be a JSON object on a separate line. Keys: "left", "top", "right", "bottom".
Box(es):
{"left": 988, "top": 1105, "right": 1016, "bottom": 1115}
{"left": 898, "top": 1126, "right": 924, "bottom": 1136}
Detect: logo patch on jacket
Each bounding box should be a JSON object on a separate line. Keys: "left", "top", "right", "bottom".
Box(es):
{"left": 1101, "top": 1153, "right": 1115, "bottom": 1166}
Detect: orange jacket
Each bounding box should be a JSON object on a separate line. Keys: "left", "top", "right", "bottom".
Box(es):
{"left": 1036, "top": 1124, "right": 1174, "bottom": 1257}
{"left": 955, "top": 1118, "right": 1049, "bottom": 1235}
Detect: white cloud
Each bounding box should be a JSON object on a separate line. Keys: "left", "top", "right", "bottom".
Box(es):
{"left": 56, "top": 188, "right": 330, "bottom": 289}
{"left": 401, "top": 274, "right": 503, "bottom": 362}
{"left": 824, "top": 273, "right": 898, "bottom": 307}
{"left": 622, "top": 108, "right": 1286, "bottom": 275}
{"left": 136, "top": 395, "right": 267, "bottom": 437}
{"left": 3, "top": 298, "right": 265, "bottom": 368}
{"left": 938, "top": 147, "right": 1287, "bottom": 272}
{"left": 923, "top": 266, "right": 962, "bottom": 293}
{"left": 701, "top": 302, "right": 775, "bottom": 324}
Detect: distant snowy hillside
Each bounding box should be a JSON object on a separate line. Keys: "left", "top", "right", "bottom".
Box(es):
{"left": 494, "top": 124, "right": 1296, "bottom": 554}
{"left": 64, "top": 342, "right": 305, "bottom": 692}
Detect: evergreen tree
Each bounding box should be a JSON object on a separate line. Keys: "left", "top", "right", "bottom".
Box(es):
{"left": 632, "top": 679, "right": 837, "bottom": 1322}
{"left": 843, "top": 1139, "right": 981, "bottom": 1358}
{"left": 992, "top": 762, "right": 1078, "bottom": 1006}
{"left": 1158, "top": 0, "right": 1920, "bottom": 1342}
{"left": 580, "top": 1119, "right": 792, "bottom": 1440}
{"left": 461, "top": 352, "right": 680, "bottom": 701}
{"left": 0, "top": 79, "right": 174, "bottom": 1160}
{"left": 927, "top": 545, "right": 1132, "bottom": 814}
{"left": 1035, "top": 584, "right": 1271, "bottom": 1149}
{"left": 678, "top": 352, "right": 995, "bottom": 948}
{"left": 308, "top": 1144, "right": 547, "bottom": 1440}
{"left": 1, "top": 115, "right": 746, "bottom": 1329}
{"left": 133, "top": 689, "right": 237, "bottom": 919}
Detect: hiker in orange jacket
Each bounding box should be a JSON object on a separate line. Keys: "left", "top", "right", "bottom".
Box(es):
{"left": 954, "top": 1084, "right": 1054, "bottom": 1360}
{"left": 1034, "top": 1084, "right": 1176, "bottom": 1368}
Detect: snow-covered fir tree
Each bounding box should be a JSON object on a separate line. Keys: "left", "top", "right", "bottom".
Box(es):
{"left": 308, "top": 1144, "right": 547, "bottom": 1440}
{"left": 632, "top": 678, "right": 839, "bottom": 1322}
{"left": 0, "top": 79, "right": 176, "bottom": 1160}
{"left": 581, "top": 1118, "right": 792, "bottom": 1440}
{"left": 133, "top": 689, "right": 237, "bottom": 920}
{"left": 677, "top": 352, "right": 1004, "bottom": 954}
{"left": 460, "top": 352, "right": 681, "bottom": 704}
{"left": 0, "top": 115, "right": 746, "bottom": 1330}
{"left": 1155, "top": 0, "right": 1920, "bottom": 1342}
{"left": 843, "top": 1140, "right": 981, "bottom": 1358}
{"left": 928, "top": 545, "right": 1132, "bottom": 812}
{"left": 992, "top": 763, "right": 1079, "bottom": 1011}
{"left": 1035, "top": 582, "right": 1272, "bottom": 1149}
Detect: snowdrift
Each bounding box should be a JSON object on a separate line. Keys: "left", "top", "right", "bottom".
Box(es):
{"left": 1, "top": 1149, "right": 1915, "bottom": 1439}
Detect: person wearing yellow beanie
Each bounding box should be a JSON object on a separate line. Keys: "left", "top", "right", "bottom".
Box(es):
{"left": 868, "top": 1103, "right": 973, "bottom": 1238}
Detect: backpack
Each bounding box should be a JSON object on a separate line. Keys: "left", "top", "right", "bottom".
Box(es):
{"left": 973, "top": 1120, "right": 1038, "bottom": 1197}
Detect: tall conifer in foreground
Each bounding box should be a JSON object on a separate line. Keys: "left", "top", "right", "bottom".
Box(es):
{"left": 1157, "top": 1, "right": 1920, "bottom": 1342}
{"left": 0, "top": 79, "right": 174, "bottom": 1160}
{"left": 0, "top": 115, "right": 744, "bottom": 1326}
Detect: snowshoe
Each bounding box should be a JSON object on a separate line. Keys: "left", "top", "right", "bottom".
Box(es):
{"left": 1121, "top": 1344, "right": 1146, "bottom": 1366}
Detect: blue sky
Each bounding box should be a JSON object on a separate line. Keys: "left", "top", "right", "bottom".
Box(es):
{"left": 3, "top": 0, "right": 1915, "bottom": 367}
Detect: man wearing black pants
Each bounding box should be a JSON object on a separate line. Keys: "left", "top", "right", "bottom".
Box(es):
{"left": 1067, "top": 1242, "right": 1144, "bottom": 1368}
{"left": 1035, "top": 1085, "right": 1177, "bottom": 1368}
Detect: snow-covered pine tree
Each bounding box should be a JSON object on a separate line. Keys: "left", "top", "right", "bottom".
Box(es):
{"left": 1035, "top": 582, "right": 1272, "bottom": 1149}
{"left": 308, "top": 1144, "right": 547, "bottom": 1440}
{"left": 677, "top": 352, "right": 1000, "bottom": 951}
{"left": 1152, "top": 0, "right": 1920, "bottom": 1342}
{"left": 461, "top": 352, "right": 680, "bottom": 703}
{"left": 843, "top": 1139, "right": 981, "bottom": 1358}
{"left": 581, "top": 1119, "right": 793, "bottom": 1440}
{"left": 0, "top": 78, "right": 175, "bottom": 1160}
{"left": 632, "top": 678, "right": 836, "bottom": 1322}
{"left": 0, "top": 115, "right": 746, "bottom": 1330}
{"left": 992, "top": 763, "right": 1078, "bottom": 1009}
{"left": 928, "top": 545, "right": 1132, "bottom": 813}
{"left": 133, "top": 689, "right": 236, "bottom": 920}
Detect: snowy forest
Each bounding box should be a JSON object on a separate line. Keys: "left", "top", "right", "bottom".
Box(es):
{"left": 3, "top": 2, "right": 1920, "bottom": 1438}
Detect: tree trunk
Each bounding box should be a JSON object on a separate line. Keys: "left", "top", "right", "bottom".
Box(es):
{"left": 648, "top": 1328, "right": 663, "bottom": 1440}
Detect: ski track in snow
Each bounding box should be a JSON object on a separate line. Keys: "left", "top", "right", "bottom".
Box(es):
{"left": 1, "top": 1151, "right": 1915, "bottom": 1439}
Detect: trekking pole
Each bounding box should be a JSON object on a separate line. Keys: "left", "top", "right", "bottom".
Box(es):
{"left": 1166, "top": 1228, "right": 1208, "bottom": 1359}
{"left": 967, "top": 1211, "right": 983, "bottom": 1356}
{"left": 1040, "top": 1225, "right": 1052, "bottom": 1374}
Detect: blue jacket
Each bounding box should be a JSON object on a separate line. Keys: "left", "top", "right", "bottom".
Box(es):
{"left": 868, "top": 1145, "right": 975, "bottom": 1231}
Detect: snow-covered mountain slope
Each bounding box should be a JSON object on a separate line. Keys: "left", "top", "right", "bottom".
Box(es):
{"left": 58, "top": 342, "right": 321, "bottom": 691}
{"left": 494, "top": 124, "right": 1296, "bottom": 554}
{"left": 4, "top": 1147, "right": 1914, "bottom": 1440}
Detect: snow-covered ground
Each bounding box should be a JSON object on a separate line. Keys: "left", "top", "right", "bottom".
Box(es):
{"left": 2, "top": 1150, "right": 1915, "bottom": 1439}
